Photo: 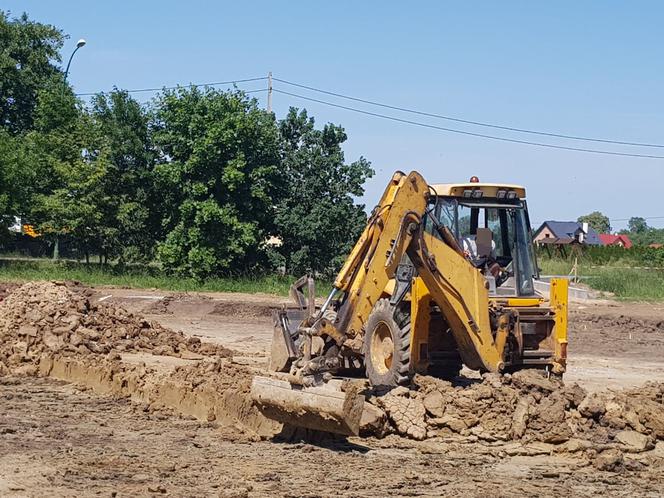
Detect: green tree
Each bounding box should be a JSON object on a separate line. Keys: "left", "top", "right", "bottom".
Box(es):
{"left": 621, "top": 225, "right": 664, "bottom": 246}
{"left": 275, "top": 108, "right": 374, "bottom": 276}
{"left": 578, "top": 211, "right": 611, "bottom": 234}
{"left": 152, "top": 87, "right": 282, "bottom": 278}
{"left": 28, "top": 86, "right": 110, "bottom": 260}
{"left": 0, "top": 11, "right": 68, "bottom": 239}
{"left": 628, "top": 216, "right": 648, "bottom": 234}
{"left": 89, "top": 90, "right": 157, "bottom": 261}
{"left": 0, "top": 129, "right": 38, "bottom": 230}
{"left": 0, "top": 11, "right": 65, "bottom": 134}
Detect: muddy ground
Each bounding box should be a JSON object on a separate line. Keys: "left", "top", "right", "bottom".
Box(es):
{"left": 106, "top": 287, "right": 664, "bottom": 392}
{"left": 1, "top": 283, "right": 664, "bottom": 497}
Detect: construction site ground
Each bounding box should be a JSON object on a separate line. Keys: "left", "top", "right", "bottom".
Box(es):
{"left": 1, "top": 282, "right": 664, "bottom": 497}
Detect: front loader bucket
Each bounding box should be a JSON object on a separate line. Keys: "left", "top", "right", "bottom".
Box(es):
{"left": 269, "top": 308, "right": 307, "bottom": 373}
{"left": 251, "top": 376, "right": 365, "bottom": 436}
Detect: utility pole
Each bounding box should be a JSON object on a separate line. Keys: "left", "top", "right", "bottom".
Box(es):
{"left": 267, "top": 71, "right": 273, "bottom": 112}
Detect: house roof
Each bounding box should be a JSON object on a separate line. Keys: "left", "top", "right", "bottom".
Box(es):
{"left": 599, "top": 234, "right": 633, "bottom": 249}
{"left": 535, "top": 221, "right": 602, "bottom": 245}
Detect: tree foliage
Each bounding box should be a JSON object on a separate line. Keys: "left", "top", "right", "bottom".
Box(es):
{"left": 619, "top": 217, "right": 664, "bottom": 246}
{"left": 275, "top": 108, "right": 373, "bottom": 276}
{"left": 152, "top": 87, "right": 282, "bottom": 278}
{"left": 577, "top": 211, "right": 611, "bottom": 234}
{"left": 0, "top": 10, "right": 66, "bottom": 240}
{"left": 0, "top": 11, "right": 65, "bottom": 134}
{"left": 90, "top": 90, "right": 158, "bottom": 261}
{"left": 0, "top": 129, "right": 35, "bottom": 225}
{"left": 0, "top": 12, "right": 374, "bottom": 279}
{"left": 627, "top": 216, "right": 648, "bottom": 234}
{"left": 27, "top": 86, "right": 109, "bottom": 258}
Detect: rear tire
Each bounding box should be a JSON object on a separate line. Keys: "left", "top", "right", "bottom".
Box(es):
{"left": 364, "top": 299, "right": 412, "bottom": 388}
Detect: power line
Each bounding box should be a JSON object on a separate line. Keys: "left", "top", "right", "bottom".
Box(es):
{"left": 530, "top": 216, "right": 664, "bottom": 228}
{"left": 610, "top": 215, "right": 664, "bottom": 222}
{"left": 273, "top": 88, "right": 664, "bottom": 159}
{"left": 134, "top": 88, "right": 267, "bottom": 106}
{"left": 273, "top": 77, "right": 664, "bottom": 149}
{"left": 75, "top": 76, "right": 267, "bottom": 97}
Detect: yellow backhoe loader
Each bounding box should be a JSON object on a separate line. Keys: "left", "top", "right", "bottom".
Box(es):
{"left": 251, "top": 170, "right": 568, "bottom": 435}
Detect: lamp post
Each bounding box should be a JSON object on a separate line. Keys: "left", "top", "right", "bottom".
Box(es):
{"left": 64, "top": 38, "right": 86, "bottom": 83}
{"left": 54, "top": 38, "right": 86, "bottom": 260}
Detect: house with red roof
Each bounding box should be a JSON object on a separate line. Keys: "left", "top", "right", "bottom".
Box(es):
{"left": 599, "top": 234, "right": 633, "bottom": 249}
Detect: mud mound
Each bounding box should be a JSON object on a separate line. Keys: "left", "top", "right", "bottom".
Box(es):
{"left": 367, "top": 370, "right": 664, "bottom": 457}
{"left": 142, "top": 296, "right": 175, "bottom": 315}
{"left": 0, "top": 281, "right": 19, "bottom": 301}
{"left": 0, "top": 281, "right": 232, "bottom": 376}
{"left": 209, "top": 301, "right": 279, "bottom": 319}
{"left": 38, "top": 353, "right": 279, "bottom": 438}
{"left": 142, "top": 292, "right": 213, "bottom": 315}
{"left": 572, "top": 311, "right": 664, "bottom": 336}
{"left": 0, "top": 281, "right": 271, "bottom": 439}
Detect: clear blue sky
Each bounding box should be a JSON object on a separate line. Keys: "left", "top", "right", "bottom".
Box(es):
{"left": 5, "top": 1, "right": 664, "bottom": 231}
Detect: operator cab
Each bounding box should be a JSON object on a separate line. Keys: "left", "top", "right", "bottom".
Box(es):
{"left": 425, "top": 178, "right": 539, "bottom": 297}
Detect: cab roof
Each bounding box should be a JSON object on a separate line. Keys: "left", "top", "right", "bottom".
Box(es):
{"left": 431, "top": 182, "right": 526, "bottom": 199}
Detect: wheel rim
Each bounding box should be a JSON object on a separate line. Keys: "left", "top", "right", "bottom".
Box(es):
{"left": 370, "top": 321, "right": 394, "bottom": 375}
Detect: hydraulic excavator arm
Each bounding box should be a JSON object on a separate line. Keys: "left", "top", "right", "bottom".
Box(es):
{"left": 287, "top": 170, "right": 505, "bottom": 378}
{"left": 347, "top": 170, "right": 502, "bottom": 372}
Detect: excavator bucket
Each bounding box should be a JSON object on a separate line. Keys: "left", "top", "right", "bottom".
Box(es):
{"left": 254, "top": 275, "right": 366, "bottom": 437}
{"left": 251, "top": 376, "right": 365, "bottom": 436}
{"left": 268, "top": 307, "right": 304, "bottom": 373}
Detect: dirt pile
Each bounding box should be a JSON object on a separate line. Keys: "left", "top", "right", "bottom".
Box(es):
{"left": 36, "top": 352, "right": 279, "bottom": 438}
{"left": 0, "top": 281, "right": 232, "bottom": 376}
{"left": 571, "top": 311, "right": 664, "bottom": 335}
{"left": 142, "top": 292, "right": 213, "bottom": 315}
{"left": 0, "top": 282, "right": 19, "bottom": 302}
{"left": 209, "top": 301, "right": 279, "bottom": 318}
{"left": 1, "top": 280, "right": 663, "bottom": 468}
{"left": 0, "top": 281, "right": 275, "bottom": 437}
{"left": 367, "top": 370, "right": 664, "bottom": 458}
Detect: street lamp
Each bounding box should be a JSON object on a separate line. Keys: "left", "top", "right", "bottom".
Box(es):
{"left": 54, "top": 38, "right": 86, "bottom": 260}
{"left": 64, "top": 38, "right": 86, "bottom": 83}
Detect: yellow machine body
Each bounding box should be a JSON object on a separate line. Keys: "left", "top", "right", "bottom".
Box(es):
{"left": 329, "top": 171, "right": 568, "bottom": 377}
{"left": 272, "top": 170, "right": 568, "bottom": 386}
{"left": 255, "top": 170, "right": 569, "bottom": 435}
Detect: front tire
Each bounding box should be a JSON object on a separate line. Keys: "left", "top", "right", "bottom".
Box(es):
{"left": 364, "top": 299, "right": 412, "bottom": 388}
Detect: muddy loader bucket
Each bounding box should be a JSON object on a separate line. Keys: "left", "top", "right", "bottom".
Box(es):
{"left": 256, "top": 276, "right": 364, "bottom": 436}
{"left": 269, "top": 308, "right": 307, "bottom": 372}
{"left": 251, "top": 376, "right": 365, "bottom": 436}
